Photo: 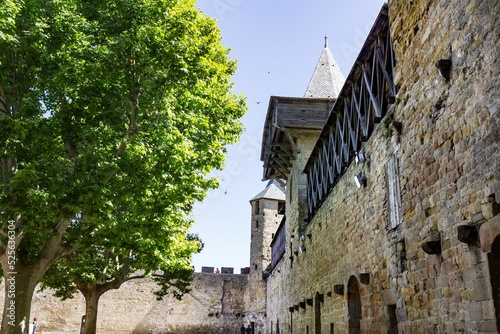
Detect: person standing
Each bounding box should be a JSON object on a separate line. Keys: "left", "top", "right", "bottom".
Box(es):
{"left": 31, "top": 318, "right": 37, "bottom": 334}
{"left": 240, "top": 324, "right": 246, "bottom": 334}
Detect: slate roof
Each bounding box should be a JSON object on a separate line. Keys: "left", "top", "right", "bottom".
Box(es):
{"left": 250, "top": 179, "right": 285, "bottom": 202}
{"left": 304, "top": 40, "right": 345, "bottom": 98}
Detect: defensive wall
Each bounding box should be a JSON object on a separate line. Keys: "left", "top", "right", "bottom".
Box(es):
{"left": 0, "top": 268, "right": 266, "bottom": 334}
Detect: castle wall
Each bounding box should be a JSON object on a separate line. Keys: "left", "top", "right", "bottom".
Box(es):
{"left": 265, "top": 0, "right": 499, "bottom": 333}
{"left": 1, "top": 273, "right": 255, "bottom": 334}
{"left": 1, "top": 1, "right": 498, "bottom": 333}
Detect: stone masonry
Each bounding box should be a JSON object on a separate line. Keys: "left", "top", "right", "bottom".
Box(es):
{"left": 1, "top": 1, "right": 498, "bottom": 333}
{"left": 264, "top": 0, "right": 499, "bottom": 333}
{"left": 0, "top": 272, "right": 260, "bottom": 333}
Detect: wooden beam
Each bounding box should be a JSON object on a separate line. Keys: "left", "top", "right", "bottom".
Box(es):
{"left": 376, "top": 46, "right": 397, "bottom": 97}
{"left": 351, "top": 87, "right": 369, "bottom": 139}
{"left": 276, "top": 125, "right": 301, "bottom": 153}
{"left": 264, "top": 146, "right": 295, "bottom": 160}
{"left": 362, "top": 65, "right": 383, "bottom": 119}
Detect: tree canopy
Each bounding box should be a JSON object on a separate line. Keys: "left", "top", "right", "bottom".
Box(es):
{"left": 0, "top": 0, "right": 246, "bottom": 332}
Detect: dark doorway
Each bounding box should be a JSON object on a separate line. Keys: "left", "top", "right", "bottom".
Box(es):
{"left": 488, "top": 235, "right": 500, "bottom": 331}
{"left": 387, "top": 304, "right": 397, "bottom": 334}
{"left": 315, "top": 292, "right": 322, "bottom": 334}
{"left": 348, "top": 276, "right": 362, "bottom": 334}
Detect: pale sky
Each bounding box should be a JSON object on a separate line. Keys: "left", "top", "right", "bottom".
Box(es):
{"left": 191, "top": 0, "right": 387, "bottom": 272}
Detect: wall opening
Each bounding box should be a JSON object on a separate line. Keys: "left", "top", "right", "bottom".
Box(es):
{"left": 488, "top": 235, "right": 500, "bottom": 331}
{"left": 278, "top": 200, "right": 286, "bottom": 214}
{"left": 348, "top": 276, "right": 362, "bottom": 334}
{"left": 315, "top": 293, "right": 322, "bottom": 334}
{"left": 330, "top": 323, "right": 334, "bottom": 334}
{"left": 254, "top": 200, "right": 260, "bottom": 215}
{"left": 387, "top": 304, "right": 397, "bottom": 334}
{"left": 385, "top": 154, "right": 402, "bottom": 229}
{"left": 489, "top": 194, "right": 500, "bottom": 216}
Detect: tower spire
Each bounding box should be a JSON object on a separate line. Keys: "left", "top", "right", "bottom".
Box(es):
{"left": 304, "top": 37, "right": 346, "bottom": 98}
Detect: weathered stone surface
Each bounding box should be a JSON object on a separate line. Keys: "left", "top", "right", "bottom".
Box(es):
{"left": 0, "top": 273, "right": 257, "bottom": 334}
{"left": 1, "top": 1, "right": 499, "bottom": 333}
{"left": 265, "top": 0, "right": 500, "bottom": 333}
{"left": 480, "top": 215, "right": 500, "bottom": 252}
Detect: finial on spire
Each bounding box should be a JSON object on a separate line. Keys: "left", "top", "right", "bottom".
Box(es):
{"left": 324, "top": 35, "right": 328, "bottom": 48}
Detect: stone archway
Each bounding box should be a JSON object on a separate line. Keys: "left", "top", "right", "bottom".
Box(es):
{"left": 488, "top": 235, "right": 500, "bottom": 331}
{"left": 347, "top": 276, "right": 362, "bottom": 334}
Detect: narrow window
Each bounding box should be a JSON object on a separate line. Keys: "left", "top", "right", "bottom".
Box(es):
{"left": 278, "top": 200, "right": 285, "bottom": 214}
{"left": 315, "top": 293, "right": 322, "bottom": 334}
{"left": 388, "top": 305, "right": 398, "bottom": 334}
{"left": 385, "top": 154, "right": 402, "bottom": 229}
{"left": 254, "top": 200, "right": 260, "bottom": 215}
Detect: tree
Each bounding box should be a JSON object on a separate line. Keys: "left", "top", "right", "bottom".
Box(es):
{"left": 41, "top": 232, "right": 203, "bottom": 334}
{"left": 0, "top": 0, "right": 246, "bottom": 333}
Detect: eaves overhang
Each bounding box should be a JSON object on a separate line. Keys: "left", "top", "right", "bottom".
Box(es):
{"left": 260, "top": 96, "right": 335, "bottom": 181}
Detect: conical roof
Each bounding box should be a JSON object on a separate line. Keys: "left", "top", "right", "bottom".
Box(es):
{"left": 250, "top": 179, "right": 285, "bottom": 202}
{"left": 304, "top": 37, "right": 345, "bottom": 99}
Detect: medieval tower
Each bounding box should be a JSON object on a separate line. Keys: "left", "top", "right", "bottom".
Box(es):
{"left": 249, "top": 180, "right": 286, "bottom": 280}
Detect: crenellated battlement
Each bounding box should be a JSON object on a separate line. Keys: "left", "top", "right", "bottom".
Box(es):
{"left": 197, "top": 266, "right": 251, "bottom": 274}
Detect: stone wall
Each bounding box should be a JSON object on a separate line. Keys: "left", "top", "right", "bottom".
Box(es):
{"left": 265, "top": 0, "right": 499, "bottom": 333}
{"left": 1, "top": 273, "right": 258, "bottom": 334}
{"left": 1, "top": 1, "right": 498, "bottom": 333}
{"left": 388, "top": 0, "right": 499, "bottom": 331}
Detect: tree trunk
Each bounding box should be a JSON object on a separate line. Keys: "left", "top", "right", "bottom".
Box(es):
{"left": 79, "top": 280, "right": 123, "bottom": 334}
{"left": 0, "top": 268, "right": 41, "bottom": 334}
{"left": 0, "top": 221, "right": 74, "bottom": 334}
{"left": 79, "top": 286, "right": 103, "bottom": 334}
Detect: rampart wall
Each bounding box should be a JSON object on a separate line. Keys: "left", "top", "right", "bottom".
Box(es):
{"left": 1, "top": 272, "right": 263, "bottom": 334}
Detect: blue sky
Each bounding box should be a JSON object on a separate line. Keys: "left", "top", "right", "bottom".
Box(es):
{"left": 191, "top": 0, "right": 387, "bottom": 271}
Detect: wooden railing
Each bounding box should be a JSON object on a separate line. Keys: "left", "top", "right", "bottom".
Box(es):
{"left": 305, "top": 4, "right": 397, "bottom": 219}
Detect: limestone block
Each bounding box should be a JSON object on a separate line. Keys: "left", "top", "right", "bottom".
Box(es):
{"left": 479, "top": 214, "right": 500, "bottom": 252}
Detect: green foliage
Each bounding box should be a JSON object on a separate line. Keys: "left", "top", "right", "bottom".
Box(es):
{"left": 0, "top": 0, "right": 245, "bottom": 304}
{"left": 41, "top": 232, "right": 203, "bottom": 301}
{"left": 382, "top": 117, "right": 393, "bottom": 139}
